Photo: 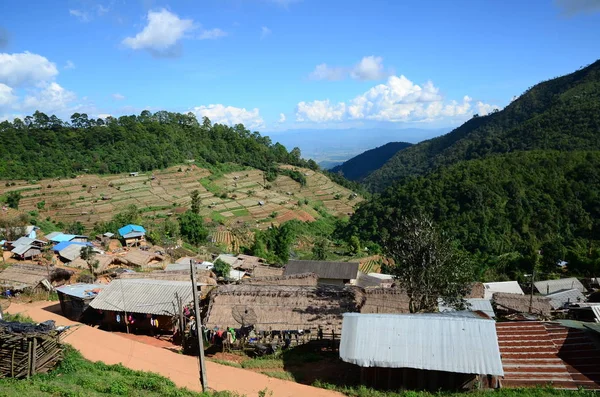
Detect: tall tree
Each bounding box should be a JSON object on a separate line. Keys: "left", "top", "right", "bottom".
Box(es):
{"left": 178, "top": 210, "right": 208, "bottom": 246}
{"left": 80, "top": 246, "right": 99, "bottom": 278}
{"left": 382, "top": 214, "right": 474, "bottom": 313}
{"left": 312, "top": 238, "right": 328, "bottom": 260}
{"left": 190, "top": 189, "right": 201, "bottom": 214}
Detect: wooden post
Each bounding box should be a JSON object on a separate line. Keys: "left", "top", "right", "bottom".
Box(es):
{"left": 190, "top": 260, "right": 208, "bottom": 392}
{"left": 31, "top": 338, "right": 37, "bottom": 375}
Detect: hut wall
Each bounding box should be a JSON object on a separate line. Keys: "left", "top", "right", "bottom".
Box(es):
{"left": 318, "top": 278, "right": 345, "bottom": 286}
{"left": 57, "top": 292, "right": 94, "bottom": 321}
{"left": 360, "top": 367, "right": 479, "bottom": 391}
{"left": 98, "top": 310, "right": 173, "bottom": 333}
{"left": 360, "top": 288, "right": 410, "bottom": 314}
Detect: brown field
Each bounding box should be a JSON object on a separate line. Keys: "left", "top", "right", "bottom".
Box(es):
{"left": 0, "top": 164, "right": 362, "bottom": 231}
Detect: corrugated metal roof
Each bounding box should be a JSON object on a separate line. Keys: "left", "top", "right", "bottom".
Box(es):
{"left": 534, "top": 278, "right": 586, "bottom": 295}
{"left": 11, "top": 244, "right": 37, "bottom": 255}
{"left": 367, "top": 273, "right": 394, "bottom": 280}
{"left": 545, "top": 288, "right": 586, "bottom": 309}
{"left": 44, "top": 231, "right": 62, "bottom": 240}
{"left": 284, "top": 260, "right": 359, "bottom": 280}
{"left": 340, "top": 312, "right": 504, "bottom": 376}
{"left": 53, "top": 241, "right": 92, "bottom": 252}
{"left": 90, "top": 279, "right": 193, "bottom": 315}
{"left": 56, "top": 283, "right": 104, "bottom": 299}
{"left": 228, "top": 269, "right": 246, "bottom": 280}
{"left": 12, "top": 237, "right": 45, "bottom": 246}
{"left": 118, "top": 224, "right": 146, "bottom": 236}
{"left": 165, "top": 262, "right": 213, "bottom": 272}
{"left": 50, "top": 233, "right": 77, "bottom": 242}
{"left": 59, "top": 244, "right": 85, "bottom": 262}
{"left": 438, "top": 298, "right": 495, "bottom": 318}
{"left": 215, "top": 254, "right": 237, "bottom": 266}
{"left": 483, "top": 281, "right": 524, "bottom": 299}
{"left": 123, "top": 231, "right": 145, "bottom": 239}
{"left": 354, "top": 272, "right": 383, "bottom": 288}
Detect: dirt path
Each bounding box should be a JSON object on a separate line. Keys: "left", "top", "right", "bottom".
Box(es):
{"left": 7, "top": 301, "right": 343, "bottom": 397}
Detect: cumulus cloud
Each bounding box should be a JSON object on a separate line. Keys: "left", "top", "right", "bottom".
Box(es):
{"left": 278, "top": 113, "right": 286, "bottom": 123}
{"left": 309, "top": 56, "right": 392, "bottom": 81}
{"left": 122, "top": 9, "right": 195, "bottom": 56}
{"left": 112, "top": 93, "right": 125, "bottom": 100}
{"left": 64, "top": 60, "right": 75, "bottom": 70}
{"left": 0, "top": 52, "right": 58, "bottom": 87}
{"left": 198, "top": 28, "right": 228, "bottom": 40}
{"left": 555, "top": 0, "right": 600, "bottom": 15}
{"left": 22, "top": 82, "right": 77, "bottom": 114}
{"left": 296, "top": 75, "right": 500, "bottom": 124}
{"left": 69, "top": 9, "right": 90, "bottom": 22}
{"left": 261, "top": 26, "right": 272, "bottom": 39}
{"left": 0, "top": 83, "right": 16, "bottom": 107}
{"left": 190, "top": 104, "right": 264, "bottom": 129}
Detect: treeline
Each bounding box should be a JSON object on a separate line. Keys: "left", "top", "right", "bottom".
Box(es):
{"left": 0, "top": 111, "right": 318, "bottom": 179}
{"left": 363, "top": 59, "right": 600, "bottom": 190}
{"left": 337, "top": 150, "right": 600, "bottom": 280}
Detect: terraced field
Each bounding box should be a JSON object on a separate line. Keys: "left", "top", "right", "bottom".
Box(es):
{"left": 0, "top": 164, "right": 362, "bottom": 230}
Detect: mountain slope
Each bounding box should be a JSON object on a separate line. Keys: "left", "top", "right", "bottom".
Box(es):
{"left": 330, "top": 141, "right": 413, "bottom": 181}
{"left": 340, "top": 150, "right": 600, "bottom": 278}
{"left": 363, "top": 59, "right": 600, "bottom": 191}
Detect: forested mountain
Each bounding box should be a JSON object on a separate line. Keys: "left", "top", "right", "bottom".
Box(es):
{"left": 363, "top": 59, "right": 600, "bottom": 191}
{"left": 338, "top": 151, "right": 600, "bottom": 279}
{"left": 0, "top": 111, "right": 317, "bottom": 179}
{"left": 330, "top": 141, "right": 412, "bottom": 181}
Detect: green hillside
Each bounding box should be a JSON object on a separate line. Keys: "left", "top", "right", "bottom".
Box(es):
{"left": 330, "top": 141, "right": 412, "bottom": 181}
{"left": 0, "top": 111, "right": 317, "bottom": 179}
{"left": 363, "top": 59, "right": 600, "bottom": 191}
{"left": 339, "top": 151, "right": 600, "bottom": 279}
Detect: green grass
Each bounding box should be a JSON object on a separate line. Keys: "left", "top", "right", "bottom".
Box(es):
{"left": 200, "top": 179, "right": 223, "bottom": 196}
{"left": 208, "top": 359, "right": 243, "bottom": 368}
{"left": 240, "top": 358, "right": 284, "bottom": 370}
{"left": 260, "top": 371, "right": 296, "bottom": 381}
{"left": 2, "top": 312, "right": 36, "bottom": 323}
{"left": 312, "top": 382, "right": 599, "bottom": 397}
{"left": 231, "top": 208, "right": 250, "bottom": 217}
{"left": 210, "top": 211, "right": 227, "bottom": 224}
{"left": 0, "top": 346, "right": 237, "bottom": 397}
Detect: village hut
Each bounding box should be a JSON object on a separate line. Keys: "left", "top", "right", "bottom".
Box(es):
{"left": 534, "top": 277, "right": 587, "bottom": 295}
{"left": 119, "top": 270, "right": 217, "bottom": 286}
{"left": 354, "top": 272, "right": 386, "bottom": 288}
{"left": 56, "top": 283, "right": 104, "bottom": 321}
{"left": 122, "top": 249, "right": 164, "bottom": 269}
{"left": 251, "top": 265, "right": 284, "bottom": 278}
{"left": 241, "top": 273, "right": 318, "bottom": 286}
{"left": 284, "top": 260, "right": 359, "bottom": 286}
{"left": 483, "top": 281, "right": 524, "bottom": 300}
{"left": 89, "top": 279, "right": 193, "bottom": 332}
{"left": 545, "top": 288, "right": 586, "bottom": 309}
{"left": 492, "top": 292, "right": 552, "bottom": 317}
{"left": 339, "top": 312, "right": 503, "bottom": 391}
{"left": 204, "top": 284, "right": 364, "bottom": 334}
{"left": 360, "top": 287, "right": 410, "bottom": 314}
{"left": 118, "top": 224, "right": 146, "bottom": 247}
{"left": 0, "top": 264, "right": 54, "bottom": 293}
{"left": 11, "top": 244, "right": 42, "bottom": 260}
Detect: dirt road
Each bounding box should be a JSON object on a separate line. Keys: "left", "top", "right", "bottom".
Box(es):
{"left": 7, "top": 301, "right": 343, "bottom": 397}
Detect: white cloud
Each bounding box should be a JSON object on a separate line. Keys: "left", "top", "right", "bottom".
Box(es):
{"left": 309, "top": 64, "right": 346, "bottom": 81}
{"left": 97, "top": 113, "right": 112, "bottom": 119}
{"left": 309, "top": 56, "right": 392, "bottom": 81}
{"left": 69, "top": 9, "right": 90, "bottom": 22}
{"left": 122, "top": 9, "right": 195, "bottom": 55}
{"left": 278, "top": 113, "right": 286, "bottom": 123}
{"left": 190, "top": 104, "right": 264, "bottom": 129}
{"left": 0, "top": 52, "right": 58, "bottom": 87}
{"left": 22, "top": 82, "right": 77, "bottom": 114}
{"left": 261, "top": 26, "right": 272, "bottom": 39}
{"left": 296, "top": 75, "right": 500, "bottom": 124}
{"left": 64, "top": 60, "right": 75, "bottom": 70}
{"left": 97, "top": 4, "right": 110, "bottom": 15}
{"left": 350, "top": 56, "right": 390, "bottom": 81}
{"left": 0, "top": 83, "right": 16, "bottom": 107}
{"left": 112, "top": 93, "right": 125, "bottom": 100}
{"left": 198, "top": 28, "right": 228, "bottom": 40}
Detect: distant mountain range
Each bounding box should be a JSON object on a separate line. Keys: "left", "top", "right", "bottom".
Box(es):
{"left": 330, "top": 142, "right": 413, "bottom": 181}
{"left": 271, "top": 127, "right": 447, "bottom": 164}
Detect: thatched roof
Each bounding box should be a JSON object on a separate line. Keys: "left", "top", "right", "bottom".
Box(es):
{"left": 467, "top": 282, "right": 485, "bottom": 299}
{"left": 492, "top": 292, "right": 552, "bottom": 317}
{"left": 119, "top": 270, "right": 217, "bottom": 286}
{"left": 66, "top": 255, "right": 127, "bottom": 273}
{"left": 241, "top": 273, "right": 318, "bottom": 286}
{"left": 122, "top": 249, "right": 164, "bottom": 268}
{"left": 0, "top": 264, "right": 52, "bottom": 291}
{"left": 360, "top": 287, "right": 410, "bottom": 314}
{"left": 251, "top": 265, "right": 284, "bottom": 278}
{"left": 284, "top": 260, "right": 359, "bottom": 280}
{"left": 204, "top": 284, "right": 363, "bottom": 333}
{"left": 233, "top": 254, "right": 268, "bottom": 271}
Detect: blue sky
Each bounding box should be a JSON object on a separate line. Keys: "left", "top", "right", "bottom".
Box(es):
{"left": 0, "top": 0, "right": 599, "bottom": 134}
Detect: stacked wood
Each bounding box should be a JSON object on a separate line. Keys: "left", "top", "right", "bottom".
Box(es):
{"left": 0, "top": 321, "right": 64, "bottom": 378}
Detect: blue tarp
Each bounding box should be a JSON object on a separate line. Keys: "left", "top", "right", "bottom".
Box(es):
{"left": 118, "top": 224, "right": 146, "bottom": 236}
{"left": 53, "top": 241, "right": 93, "bottom": 252}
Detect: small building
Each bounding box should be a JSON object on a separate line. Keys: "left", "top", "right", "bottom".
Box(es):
{"left": 47, "top": 233, "right": 89, "bottom": 244}
{"left": 118, "top": 224, "right": 146, "bottom": 247}
{"left": 57, "top": 244, "right": 101, "bottom": 263}
{"left": 483, "top": 281, "right": 524, "bottom": 300}
{"left": 545, "top": 288, "right": 586, "bottom": 309}
{"left": 129, "top": 172, "right": 139, "bottom": 177}
{"left": 89, "top": 279, "right": 194, "bottom": 332}
{"left": 11, "top": 244, "right": 42, "bottom": 260}
{"left": 284, "top": 260, "right": 359, "bottom": 286}
{"left": 339, "top": 312, "right": 504, "bottom": 391}
{"left": 242, "top": 273, "right": 318, "bottom": 287}
{"left": 10, "top": 237, "right": 46, "bottom": 249}
{"left": 0, "top": 264, "right": 53, "bottom": 293}
{"left": 122, "top": 249, "right": 163, "bottom": 269}
{"left": 56, "top": 283, "right": 104, "bottom": 321}
{"left": 354, "top": 271, "right": 388, "bottom": 288}
{"left": 534, "top": 278, "right": 587, "bottom": 295}
{"left": 492, "top": 292, "right": 552, "bottom": 317}
{"left": 52, "top": 241, "right": 93, "bottom": 252}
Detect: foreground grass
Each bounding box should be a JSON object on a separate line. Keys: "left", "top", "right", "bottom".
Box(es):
{"left": 313, "top": 381, "right": 599, "bottom": 397}
{"left": 0, "top": 346, "right": 237, "bottom": 397}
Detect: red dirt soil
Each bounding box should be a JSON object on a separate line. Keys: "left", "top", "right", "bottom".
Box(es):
{"left": 7, "top": 301, "right": 344, "bottom": 397}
